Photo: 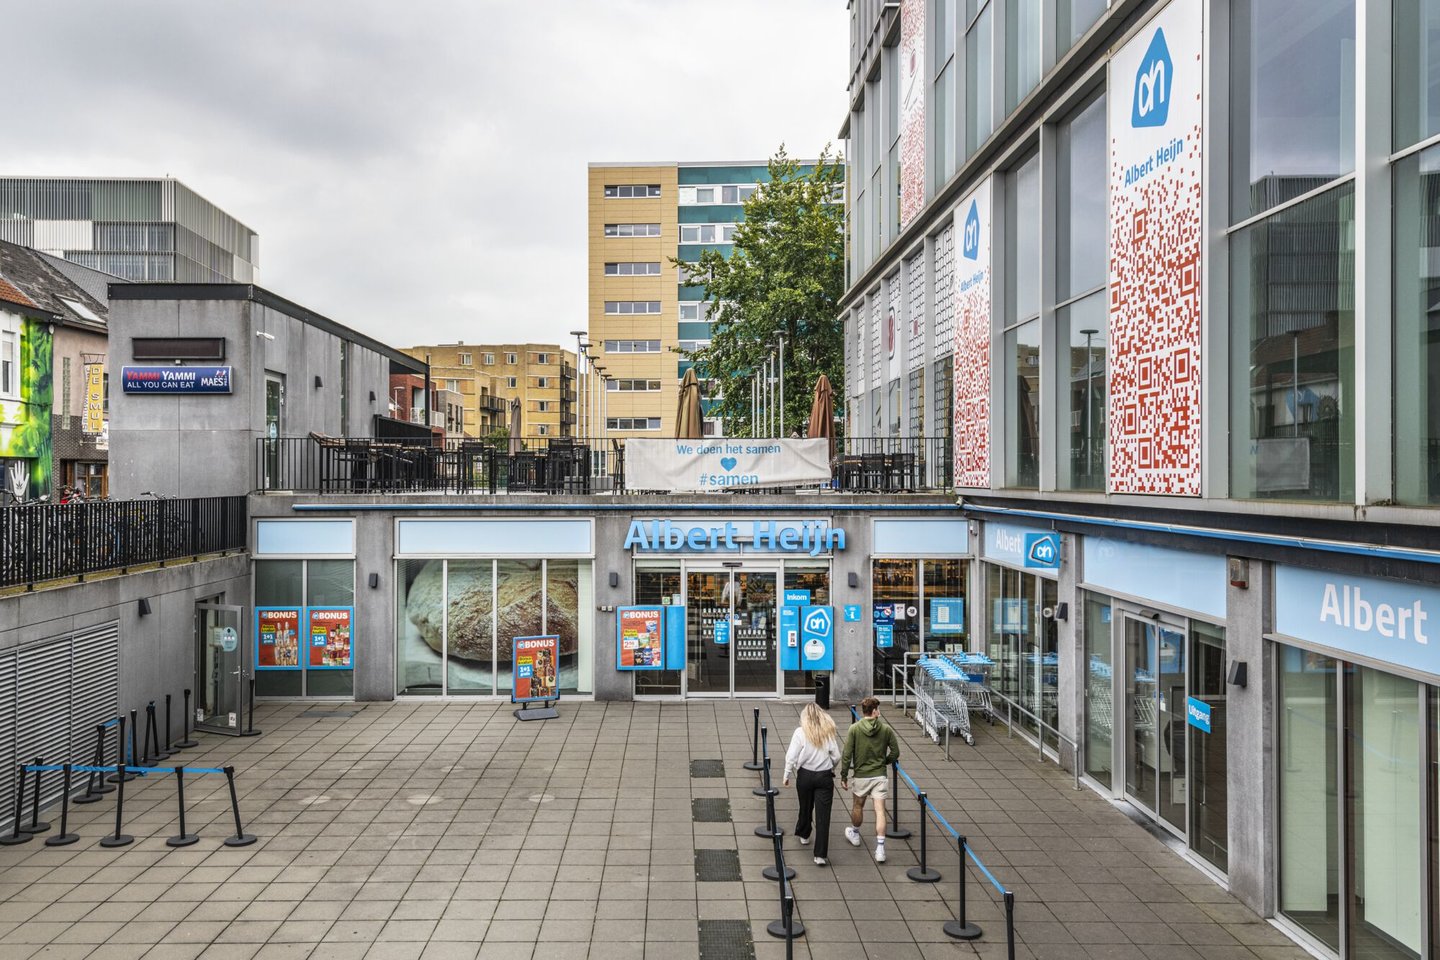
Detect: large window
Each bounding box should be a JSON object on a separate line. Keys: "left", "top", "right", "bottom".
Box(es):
{"left": 1230, "top": 0, "right": 1355, "bottom": 222}
{"left": 604, "top": 301, "right": 661, "bottom": 315}
{"left": 604, "top": 184, "right": 661, "bottom": 198}
{"left": 871, "top": 558, "right": 970, "bottom": 695}
{"left": 1004, "top": 151, "right": 1041, "bottom": 488}
{"left": 1083, "top": 593, "right": 1113, "bottom": 788}
{"left": 604, "top": 262, "right": 661, "bottom": 276}
{"left": 1278, "top": 647, "right": 1340, "bottom": 951}
{"left": 603, "top": 223, "right": 661, "bottom": 238}
{"left": 933, "top": 0, "right": 957, "bottom": 189}
{"left": 604, "top": 340, "right": 661, "bottom": 353}
{"left": 965, "top": 0, "right": 994, "bottom": 155}
{"left": 254, "top": 559, "right": 355, "bottom": 698}
{"left": 1004, "top": 0, "right": 1042, "bottom": 112}
{"left": 1057, "top": 0, "right": 1106, "bottom": 50}
{"left": 984, "top": 565, "right": 1058, "bottom": 746}
{"left": 1230, "top": 185, "right": 1355, "bottom": 501}
{"left": 1395, "top": 0, "right": 1440, "bottom": 149}
{"left": 1393, "top": 146, "right": 1440, "bottom": 505}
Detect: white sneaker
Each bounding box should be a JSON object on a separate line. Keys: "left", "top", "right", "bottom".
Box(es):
{"left": 814, "top": 857, "right": 828, "bottom": 866}
{"left": 874, "top": 842, "right": 887, "bottom": 863}
{"left": 845, "top": 827, "right": 862, "bottom": 847}
{"left": 798, "top": 836, "right": 810, "bottom": 846}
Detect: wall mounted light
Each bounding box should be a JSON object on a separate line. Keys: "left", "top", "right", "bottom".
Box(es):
{"left": 368, "top": 391, "right": 376, "bottom": 404}
{"left": 255, "top": 331, "right": 275, "bottom": 341}
{"left": 314, "top": 375, "right": 323, "bottom": 389}
{"left": 368, "top": 573, "right": 380, "bottom": 589}
{"left": 608, "top": 572, "right": 620, "bottom": 588}
{"left": 1227, "top": 660, "right": 1249, "bottom": 688}
{"left": 847, "top": 571, "right": 859, "bottom": 588}
{"left": 1228, "top": 557, "right": 1250, "bottom": 589}
{"left": 137, "top": 597, "right": 152, "bottom": 617}
{"left": 1053, "top": 602, "right": 1069, "bottom": 622}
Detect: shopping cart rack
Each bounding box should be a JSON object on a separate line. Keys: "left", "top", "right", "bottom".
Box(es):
{"left": 943, "top": 652, "right": 996, "bottom": 724}
{"left": 914, "top": 656, "right": 975, "bottom": 746}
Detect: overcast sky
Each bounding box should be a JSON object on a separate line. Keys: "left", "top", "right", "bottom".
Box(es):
{"left": 9, "top": 1, "right": 846, "bottom": 350}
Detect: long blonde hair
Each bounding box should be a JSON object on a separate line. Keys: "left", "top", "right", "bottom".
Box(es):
{"left": 800, "top": 703, "right": 839, "bottom": 749}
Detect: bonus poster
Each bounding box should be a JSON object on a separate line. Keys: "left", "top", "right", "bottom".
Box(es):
{"left": 617, "top": 606, "right": 664, "bottom": 670}
{"left": 256, "top": 608, "right": 301, "bottom": 669}
{"left": 512, "top": 635, "right": 560, "bottom": 703}
{"left": 307, "top": 607, "right": 353, "bottom": 669}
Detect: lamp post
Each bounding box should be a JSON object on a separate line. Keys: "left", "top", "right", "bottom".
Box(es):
{"left": 1080, "top": 328, "right": 1098, "bottom": 482}
{"left": 599, "top": 373, "right": 612, "bottom": 437}
{"left": 776, "top": 334, "right": 786, "bottom": 437}
{"left": 570, "top": 330, "right": 587, "bottom": 437}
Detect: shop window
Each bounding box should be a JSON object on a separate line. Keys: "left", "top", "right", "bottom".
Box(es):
{"left": 1189, "top": 621, "right": 1228, "bottom": 874}
{"left": 255, "top": 558, "right": 354, "bottom": 698}
{"left": 1083, "top": 593, "right": 1113, "bottom": 788}
{"left": 984, "top": 565, "right": 1057, "bottom": 747}
{"left": 872, "top": 558, "right": 970, "bottom": 695}
{"left": 633, "top": 564, "right": 683, "bottom": 696}
{"left": 1392, "top": 145, "right": 1440, "bottom": 505}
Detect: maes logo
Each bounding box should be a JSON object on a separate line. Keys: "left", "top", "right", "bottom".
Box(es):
{"left": 961, "top": 200, "right": 980, "bottom": 260}
{"left": 1131, "top": 27, "right": 1172, "bottom": 128}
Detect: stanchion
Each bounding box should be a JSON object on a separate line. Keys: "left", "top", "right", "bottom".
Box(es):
{"left": 752, "top": 725, "right": 770, "bottom": 797}
{"left": 943, "top": 834, "right": 983, "bottom": 940}
{"left": 782, "top": 889, "right": 796, "bottom": 959}
{"left": 905, "top": 791, "right": 940, "bottom": 883}
{"left": 743, "top": 707, "right": 763, "bottom": 772}
{"left": 75, "top": 723, "right": 115, "bottom": 803}
{"left": 45, "top": 764, "right": 79, "bottom": 846}
{"left": 754, "top": 757, "right": 783, "bottom": 839}
{"left": 160, "top": 694, "right": 175, "bottom": 758}
{"left": 140, "top": 702, "right": 159, "bottom": 767}
{"left": 175, "top": 689, "right": 198, "bottom": 749}
{"left": 107, "top": 714, "right": 135, "bottom": 783}
{"left": 1004, "top": 891, "right": 1016, "bottom": 960}
{"left": 166, "top": 767, "right": 198, "bottom": 847}
{"left": 22, "top": 757, "right": 50, "bottom": 834}
{"left": 239, "top": 677, "right": 261, "bottom": 738}
{"left": 760, "top": 784, "right": 795, "bottom": 881}
{"left": 765, "top": 828, "right": 804, "bottom": 939}
{"left": 99, "top": 762, "right": 133, "bottom": 847}
{"left": 885, "top": 762, "right": 911, "bottom": 839}
{"left": 222, "top": 766, "right": 256, "bottom": 846}
{"left": 1, "top": 766, "right": 32, "bottom": 845}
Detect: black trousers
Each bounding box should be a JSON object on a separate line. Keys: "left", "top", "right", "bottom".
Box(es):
{"left": 794, "top": 767, "right": 835, "bottom": 858}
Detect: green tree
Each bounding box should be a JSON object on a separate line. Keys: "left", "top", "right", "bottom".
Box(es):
{"left": 674, "top": 146, "right": 845, "bottom": 439}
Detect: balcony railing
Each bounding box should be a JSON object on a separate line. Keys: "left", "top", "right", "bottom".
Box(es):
{"left": 0, "top": 495, "right": 247, "bottom": 590}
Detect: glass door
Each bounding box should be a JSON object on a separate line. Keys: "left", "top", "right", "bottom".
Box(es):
{"left": 263, "top": 373, "right": 283, "bottom": 487}
{"left": 195, "top": 603, "right": 245, "bottom": 735}
{"left": 1125, "top": 616, "right": 1187, "bottom": 833}
{"left": 731, "top": 569, "right": 778, "bottom": 695}
{"left": 683, "top": 566, "right": 779, "bottom": 697}
{"left": 686, "top": 570, "right": 730, "bottom": 695}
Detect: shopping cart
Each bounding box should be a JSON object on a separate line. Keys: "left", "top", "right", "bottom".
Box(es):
{"left": 945, "top": 652, "right": 996, "bottom": 724}
{"left": 915, "top": 656, "right": 975, "bottom": 745}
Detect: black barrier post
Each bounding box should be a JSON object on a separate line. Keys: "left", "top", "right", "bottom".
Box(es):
{"left": 175, "top": 689, "right": 198, "bottom": 749}
{"left": 754, "top": 756, "right": 784, "bottom": 839}
{"left": 0, "top": 766, "right": 31, "bottom": 845}
{"left": 222, "top": 766, "right": 256, "bottom": 846}
{"left": 1004, "top": 891, "right": 1016, "bottom": 960}
{"left": 45, "top": 764, "right": 79, "bottom": 846}
{"left": 943, "top": 834, "right": 983, "bottom": 940}
{"left": 744, "top": 707, "right": 763, "bottom": 771}
{"left": 905, "top": 791, "right": 940, "bottom": 883}
{"left": 107, "top": 714, "right": 135, "bottom": 783}
{"left": 140, "top": 702, "right": 159, "bottom": 767}
{"left": 22, "top": 758, "right": 50, "bottom": 834}
{"left": 76, "top": 724, "right": 114, "bottom": 803}
{"left": 752, "top": 725, "right": 770, "bottom": 797}
{"left": 127, "top": 710, "right": 140, "bottom": 778}
{"left": 784, "top": 889, "right": 796, "bottom": 960}
{"left": 167, "top": 767, "right": 198, "bottom": 847}
{"left": 765, "top": 831, "right": 805, "bottom": 939}
{"left": 760, "top": 783, "right": 796, "bottom": 881}
{"left": 99, "top": 762, "right": 132, "bottom": 847}
{"left": 886, "top": 762, "right": 911, "bottom": 839}
{"left": 239, "top": 677, "right": 261, "bottom": 738}
{"left": 161, "top": 694, "right": 175, "bottom": 757}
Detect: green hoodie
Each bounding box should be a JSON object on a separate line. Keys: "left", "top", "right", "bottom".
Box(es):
{"left": 841, "top": 716, "right": 900, "bottom": 780}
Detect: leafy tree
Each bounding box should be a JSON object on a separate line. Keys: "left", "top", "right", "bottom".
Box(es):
{"left": 674, "top": 146, "right": 845, "bottom": 439}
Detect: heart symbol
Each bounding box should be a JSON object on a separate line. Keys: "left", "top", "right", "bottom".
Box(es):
{"left": 720, "top": 457, "right": 737, "bottom": 472}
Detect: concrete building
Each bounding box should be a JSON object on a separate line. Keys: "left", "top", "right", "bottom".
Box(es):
{"left": 0, "top": 177, "right": 258, "bottom": 283}
{"left": 399, "top": 343, "right": 575, "bottom": 438}
{"left": 840, "top": 0, "right": 1440, "bottom": 955}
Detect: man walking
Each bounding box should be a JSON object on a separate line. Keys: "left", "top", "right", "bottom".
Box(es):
{"left": 838, "top": 696, "right": 901, "bottom": 862}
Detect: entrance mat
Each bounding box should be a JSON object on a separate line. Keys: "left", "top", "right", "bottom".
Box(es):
{"left": 302, "top": 709, "right": 361, "bottom": 718}
{"left": 694, "top": 848, "right": 742, "bottom": 882}
{"left": 697, "top": 918, "right": 754, "bottom": 960}
{"left": 691, "top": 798, "right": 732, "bottom": 823}
{"left": 689, "top": 759, "right": 725, "bottom": 778}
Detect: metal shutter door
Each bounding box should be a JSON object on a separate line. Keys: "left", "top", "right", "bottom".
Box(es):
{"left": 70, "top": 623, "right": 119, "bottom": 768}
{"left": 0, "top": 651, "right": 14, "bottom": 827}
{"left": 16, "top": 638, "right": 74, "bottom": 809}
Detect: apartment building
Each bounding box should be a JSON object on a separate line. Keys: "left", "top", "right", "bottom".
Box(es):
{"left": 399, "top": 343, "right": 575, "bottom": 438}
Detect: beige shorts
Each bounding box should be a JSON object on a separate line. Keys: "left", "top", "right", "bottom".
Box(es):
{"left": 850, "top": 775, "right": 888, "bottom": 800}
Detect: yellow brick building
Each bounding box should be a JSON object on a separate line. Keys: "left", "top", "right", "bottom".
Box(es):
{"left": 398, "top": 343, "right": 576, "bottom": 438}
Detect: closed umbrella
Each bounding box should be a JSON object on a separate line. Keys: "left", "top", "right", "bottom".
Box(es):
{"left": 675, "top": 368, "right": 703, "bottom": 440}
{"left": 807, "top": 373, "right": 835, "bottom": 462}
{"left": 508, "top": 397, "right": 522, "bottom": 455}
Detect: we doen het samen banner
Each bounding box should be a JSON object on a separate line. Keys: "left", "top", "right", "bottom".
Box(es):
{"left": 625, "top": 438, "right": 830, "bottom": 492}
{"left": 512, "top": 635, "right": 560, "bottom": 703}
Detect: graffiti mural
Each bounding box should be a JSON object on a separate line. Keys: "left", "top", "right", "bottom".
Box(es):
{"left": 0, "top": 317, "right": 54, "bottom": 494}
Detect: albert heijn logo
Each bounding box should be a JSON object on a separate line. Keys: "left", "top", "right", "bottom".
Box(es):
{"left": 1131, "top": 26, "right": 1172, "bottom": 128}
{"left": 961, "top": 200, "right": 980, "bottom": 260}
{"left": 1023, "top": 532, "right": 1061, "bottom": 570}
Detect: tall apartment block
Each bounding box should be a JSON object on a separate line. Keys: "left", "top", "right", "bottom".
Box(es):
{"left": 398, "top": 343, "right": 575, "bottom": 438}
{"left": 0, "top": 177, "right": 258, "bottom": 283}
{"left": 586, "top": 162, "right": 782, "bottom": 438}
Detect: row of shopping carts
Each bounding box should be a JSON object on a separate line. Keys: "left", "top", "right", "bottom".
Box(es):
{"left": 911, "top": 653, "right": 996, "bottom": 747}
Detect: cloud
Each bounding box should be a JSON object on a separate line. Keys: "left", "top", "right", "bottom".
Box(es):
{"left": 6, "top": 0, "right": 846, "bottom": 349}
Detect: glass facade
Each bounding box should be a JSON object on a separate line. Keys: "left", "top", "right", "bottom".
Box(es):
{"left": 1004, "top": 0, "right": 1041, "bottom": 112}
{"left": 871, "top": 558, "right": 970, "bottom": 694}
{"left": 1083, "top": 593, "right": 1113, "bottom": 788}
{"left": 965, "top": 1, "right": 994, "bottom": 155}
{"left": 254, "top": 559, "right": 355, "bottom": 698}
{"left": 1393, "top": 146, "right": 1440, "bottom": 505}
{"left": 983, "top": 565, "right": 1057, "bottom": 745}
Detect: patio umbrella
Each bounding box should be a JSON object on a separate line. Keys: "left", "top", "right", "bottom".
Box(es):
{"left": 675, "top": 368, "right": 703, "bottom": 440}
{"left": 807, "top": 373, "right": 835, "bottom": 461}
{"left": 508, "top": 397, "right": 522, "bottom": 455}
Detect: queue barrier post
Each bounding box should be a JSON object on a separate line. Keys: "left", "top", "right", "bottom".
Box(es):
{"left": 1, "top": 765, "right": 31, "bottom": 845}
{"left": 942, "top": 833, "right": 983, "bottom": 940}
{"left": 764, "top": 828, "right": 804, "bottom": 939}
{"left": 905, "top": 791, "right": 940, "bottom": 883}
{"left": 755, "top": 756, "right": 784, "bottom": 840}
{"left": 108, "top": 714, "right": 136, "bottom": 783}
{"left": 175, "top": 689, "right": 198, "bottom": 749}
{"left": 161, "top": 694, "right": 175, "bottom": 758}
{"left": 1004, "top": 891, "right": 1016, "bottom": 960}
{"left": 75, "top": 723, "right": 115, "bottom": 803}
{"left": 222, "top": 766, "right": 256, "bottom": 847}
{"left": 140, "top": 702, "right": 155, "bottom": 767}
{"left": 239, "top": 677, "right": 261, "bottom": 738}
{"left": 743, "top": 707, "right": 764, "bottom": 771}
{"left": 45, "top": 764, "right": 79, "bottom": 846}
{"left": 127, "top": 710, "right": 141, "bottom": 777}
{"left": 759, "top": 778, "right": 795, "bottom": 881}
{"left": 782, "top": 889, "right": 796, "bottom": 960}
{"left": 752, "top": 725, "right": 770, "bottom": 797}
{"left": 98, "top": 762, "right": 133, "bottom": 847}
{"left": 886, "top": 762, "right": 911, "bottom": 839}
{"left": 167, "top": 767, "right": 198, "bottom": 847}
{"left": 22, "top": 757, "right": 50, "bottom": 834}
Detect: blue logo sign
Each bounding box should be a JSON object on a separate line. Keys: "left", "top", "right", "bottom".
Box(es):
{"left": 1185, "top": 696, "right": 1212, "bottom": 734}
{"left": 783, "top": 590, "right": 811, "bottom": 607}
{"left": 1023, "top": 533, "right": 1061, "bottom": 569}
{"left": 1131, "top": 28, "right": 1172, "bottom": 128}
{"left": 800, "top": 605, "right": 834, "bottom": 670}
{"left": 844, "top": 604, "right": 862, "bottom": 622}
{"left": 875, "top": 624, "right": 894, "bottom": 649}
{"left": 962, "top": 200, "right": 980, "bottom": 260}
{"left": 122, "top": 365, "right": 232, "bottom": 394}
{"left": 803, "top": 606, "right": 832, "bottom": 638}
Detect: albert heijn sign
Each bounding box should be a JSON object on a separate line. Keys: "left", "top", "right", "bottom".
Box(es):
{"left": 1275, "top": 565, "right": 1439, "bottom": 680}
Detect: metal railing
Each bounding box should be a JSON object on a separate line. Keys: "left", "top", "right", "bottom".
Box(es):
{"left": 836, "top": 436, "right": 952, "bottom": 492}
{"left": 0, "top": 495, "right": 246, "bottom": 590}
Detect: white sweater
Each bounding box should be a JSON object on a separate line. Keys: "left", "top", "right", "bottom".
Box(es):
{"left": 783, "top": 727, "right": 842, "bottom": 781}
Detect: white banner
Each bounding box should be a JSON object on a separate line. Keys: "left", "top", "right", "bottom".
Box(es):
{"left": 952, "top": 178, "right": 993, "bottom": 488}
{"left": 899, "top": 0, "right": 926, "bottom": 229}
{"left": 625, "top": 438, "right": 831, "bottom": 492}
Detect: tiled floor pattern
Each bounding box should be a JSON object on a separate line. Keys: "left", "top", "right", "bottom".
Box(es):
{"left": 0, "top": 699, "right": 1312, "bottom": 960}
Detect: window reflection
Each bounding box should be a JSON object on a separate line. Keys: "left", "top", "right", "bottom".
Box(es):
{"left": 1392, "top": 146, "right": 1440, "bottom": 505}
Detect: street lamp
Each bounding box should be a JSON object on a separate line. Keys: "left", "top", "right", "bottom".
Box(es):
{"left": 1080, "top": 328, "right": 1098, "bottom": 482}
{"left": 570, "top": 330, "right": 586, "bottom": 437}
{"left": 776, "top": 334, "right": 786, "bottom": 437}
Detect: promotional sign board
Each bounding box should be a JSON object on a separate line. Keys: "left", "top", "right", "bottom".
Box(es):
{"left": 1185, "top": 696, "right": 1212, "bottom": 733}
{"left": 875, "top": 624, "right": 894, "bottom": 649}
{"left": 952, "top": 179, "right": 993, "bottom": 488}
{"left": 83, "top": 362, "right": 105, "bottom": 434}
{"left": 624, "top": 438, "right": 830, "bottom": 492}
{"left": 1107, "top": 0, "right": 1204, "bottom": 495}
{"left": 256, "top": 608, "right": 301, "bottom": 669}
{"left": 121, "top": 365, "right": 232, "bottom": 394}
{"left": 617, "top": 606, "right": 665, "bottom": 670}
{"left": 929, "top": 598, "right": 965, "bottom": 635}
{"left": 800, "top": 606, "right": 835, "bottom": 671}
{"left": 780, "top": 605, "right": 800, "bottom": 651}
{"left": 307, "top": 607, "right": 353, "bottom": 669}
{"left": 512, "top": 635, "right": 560, "bottom": 703}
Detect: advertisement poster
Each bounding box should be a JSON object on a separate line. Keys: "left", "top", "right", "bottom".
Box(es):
{"left": 121, "top": 365, "right": 232, "bottom": 394}
{"left": 256, "top": 608, "right": 301, "bottom": 669}
{"left": 1107, "top": 0, "right": 1204, "bottom": 495}
{"left": 952, "top": 179, "right": 993, "bottom": 488}
{"left": 307, "top": 607, "right": 354, "bottom": 669}
{"left": 617, "top": 606, "right": 664, "bottom": 670}
{"left": 873, "top": 603, "right": 896, "bottom": 625}
{"left": 623, "top": 438, "right": 830, "bottom": 492}
{"left": 83, "top": 362, "right": 105, "bottom": 435}
{"left": 512, "top": 634, "right": 560, "bottom": 703}
{"left": 898, "top": 0, "right": 926, "bottom": 228}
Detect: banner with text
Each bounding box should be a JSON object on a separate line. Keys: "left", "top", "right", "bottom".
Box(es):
{"left": 83, "top": 362, "right": 105, "bottom": 435}
{"left": 952, "top": 178, "right": 993, "bottom": 488}
{"left": 625, "top": 438, "right": 830, "bottom": 492}
{"left": 256, "top": 608, "right": 301, "bottom": 670}
{"left": 1107, "top": 0, "right": 1203, "bottom": 495}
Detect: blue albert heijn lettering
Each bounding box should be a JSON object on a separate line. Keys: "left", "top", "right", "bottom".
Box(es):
{"left": 962, "top": 200, "right": 980, "bottom": 260}
{"left": 622, "top": 519, "right": 846, "bottom": 557}
{"left": 1131, "top": 27, "right": 1172, "bottom": 128}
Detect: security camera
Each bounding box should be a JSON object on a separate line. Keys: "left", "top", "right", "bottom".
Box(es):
{"left": 255, "top": 331, "right": 275, "bottom": 341}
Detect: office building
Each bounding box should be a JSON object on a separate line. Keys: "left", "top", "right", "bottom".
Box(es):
{"left": 398, "top": 343, "right": 575, "bottom": 438}
{"left": 840, "top": 0, "right": 1440, "bottom": 956}
{"left": 0, "top": 177, "right": 258, "bottom": 283}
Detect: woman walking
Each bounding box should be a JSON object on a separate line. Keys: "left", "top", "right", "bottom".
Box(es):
{"left": 783, "top": 703, "right": 842, "bottom": 866}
